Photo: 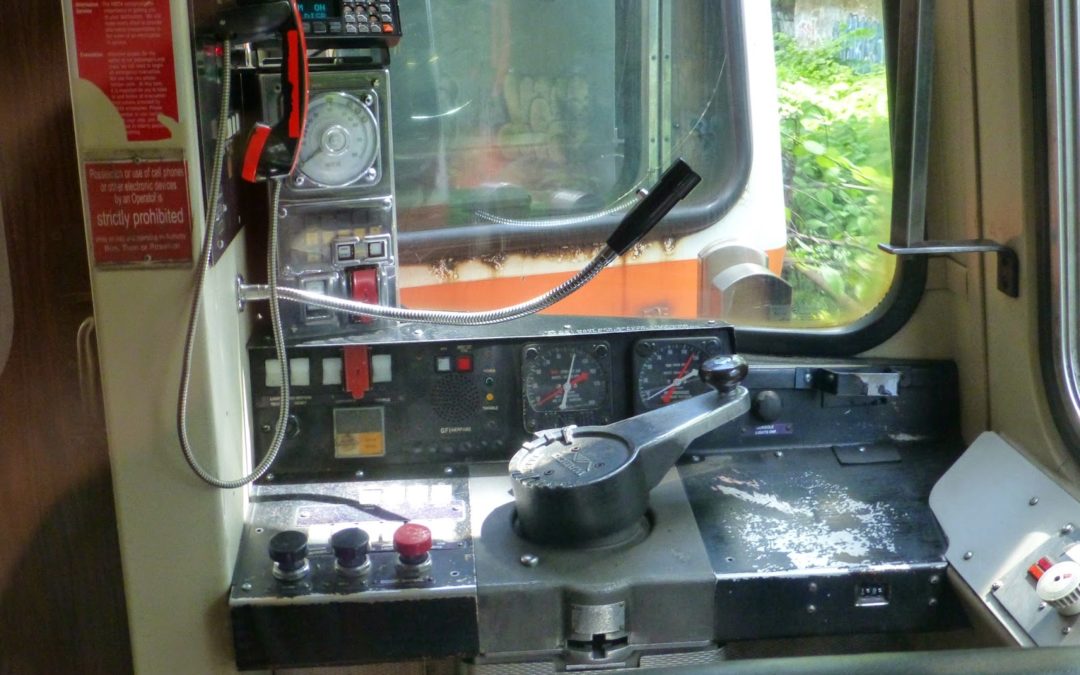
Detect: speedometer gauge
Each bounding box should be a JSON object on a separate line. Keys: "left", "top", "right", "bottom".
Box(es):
{"left": 521, "top": 343, "right": 613, "bottom": 432}
{"left": 297, "top": 91, "right": 380, "bottom": 188}
{"left": 634, "top": 338, "right": 724, "bottom": 412}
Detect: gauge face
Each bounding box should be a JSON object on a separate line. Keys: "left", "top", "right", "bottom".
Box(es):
{"left": 636, "top": 342, "right": 712, "bottom": 411}
{"left": 522, "top": 344, "right": 611, "bottom": 430}
{"left": 298, "top": 92, "right": 380, "bottom": 188}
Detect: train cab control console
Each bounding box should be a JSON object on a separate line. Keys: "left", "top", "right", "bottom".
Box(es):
{"left": 230, "top": 316, "right": 968, "bottom": 670}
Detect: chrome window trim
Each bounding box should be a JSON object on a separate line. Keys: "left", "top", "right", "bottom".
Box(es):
{"left": 1044, "top": 0, "right": 1080, "bottom": 446}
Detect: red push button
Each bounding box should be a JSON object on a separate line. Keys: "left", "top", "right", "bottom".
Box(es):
{"left": 393, "top": 523, "right": 432, "bottom": 560}
{"left": 456, "top": 355, "right": 473, "bottom": 373}
{"left": 1030, "top": 564, "right": 1046, "bottom": 581}
{"left": 1039, "top": 557, "right": 1056, "bottom": 572}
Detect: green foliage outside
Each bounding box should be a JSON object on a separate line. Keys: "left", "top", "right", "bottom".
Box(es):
{"left": 774, "top": 30, "right": 896, "bottom": 324}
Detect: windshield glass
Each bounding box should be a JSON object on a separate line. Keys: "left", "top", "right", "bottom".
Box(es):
{"left": 388, "top": 0, "right": 896, "bottom": 328}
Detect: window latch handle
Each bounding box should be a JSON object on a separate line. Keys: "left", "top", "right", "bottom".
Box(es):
{"left": 879, "top": 239, "right": 1019, "bottom": 298}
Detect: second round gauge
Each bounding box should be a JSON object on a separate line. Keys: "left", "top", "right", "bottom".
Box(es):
{"left": 636, "top": 342, "right": 713, "bottom": 411}
{"left": 522, "top": 344, "right": 611, "bottom": 430}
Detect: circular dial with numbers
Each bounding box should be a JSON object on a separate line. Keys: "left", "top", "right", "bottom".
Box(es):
{"left": 522, "top": 345, "right": 611, "bottom": 430}
{"left": 636, "top": 342, "right": 712, "bottom": 410}
{"left": 297, "top": 91, "right": 380, "bottom": 187}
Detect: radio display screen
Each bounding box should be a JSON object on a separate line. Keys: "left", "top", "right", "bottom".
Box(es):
{"left": 297, "top": 1, "right": 338, "bottom": 20}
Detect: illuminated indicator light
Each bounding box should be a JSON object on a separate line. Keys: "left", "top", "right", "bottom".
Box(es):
{"left": 290, "top": 358, "right": 311, "bottom": 387}
{"left": 456, "top": 355, "right": 473, "bottom": 372}
{"left": 1030, "top": 564, "right": 1045, "bottom": 581}
{"left": 367, "top": 240, "right": 386, "bottom": 259}
{"left": 371, "top": 354, "right": 392, "bottom": 383}
{"left": 337, "top": 243, "right": 356, "bottom": 261}
{"left": 322, "top": 358, "right": 343, "bottom": 385}
{"left": 486, "top": 393, "right": 495, "bottom": 402}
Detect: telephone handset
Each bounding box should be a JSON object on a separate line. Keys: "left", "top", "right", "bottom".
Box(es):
{"left": 216, "top": 0, "right": 310, "bottom": 183}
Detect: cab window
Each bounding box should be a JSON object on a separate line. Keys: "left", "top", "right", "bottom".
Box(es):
{"left": 390, "top": 0, "right": 897, "bottom": 329}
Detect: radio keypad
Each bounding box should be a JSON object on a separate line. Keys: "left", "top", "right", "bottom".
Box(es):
{"left": 337, "top": 1, "right": 397, "bottom": 37}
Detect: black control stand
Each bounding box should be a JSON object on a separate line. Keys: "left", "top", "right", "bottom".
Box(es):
{"left": 509, "top": 355, "right": 750, "bottom": 545}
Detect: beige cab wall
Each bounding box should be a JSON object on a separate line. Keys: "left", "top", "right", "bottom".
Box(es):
{"left": 868, "top": 0, "right": 1079, "bottom": 481}
{"left": 61, "top": 0, "right": 252, "bottom": 672}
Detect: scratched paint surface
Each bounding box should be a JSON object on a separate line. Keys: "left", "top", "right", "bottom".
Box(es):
{"left": 680, "top": 445, "right": 953, "bottom": 574}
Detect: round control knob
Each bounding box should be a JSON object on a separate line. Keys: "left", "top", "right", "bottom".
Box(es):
{"left": 268, "top": 530, "right": 309, "bottom": 581}
{"left": 393, "top": 523, "right": 432, "bottom": 564}
{"left": 700, "top": 355, "right": 749, "bottom": 394}
{"left": 753, "top": 390, "right": 783, "bottom": 423}
{"left": 1037, "top": 560, "right": 1080, "bottom": 615}
{"left": 330, "top": 527, "right": 370, "bottom": 576}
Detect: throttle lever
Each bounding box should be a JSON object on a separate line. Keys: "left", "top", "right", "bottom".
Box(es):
{"left": 509, "top": 355, "right": 749, "bottom": 546}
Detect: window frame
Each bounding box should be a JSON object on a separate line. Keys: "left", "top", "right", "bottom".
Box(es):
{"left": 1040, "top": 0, "right": 1080, "bottom": 452}
{"left": 396, "top": 0, "right": 933, "bottom": 355}
{"left": 393, "top": 0, "right": 754, "bottom": 261}
{"left": 737, "top": 0, "right": 931, "bottom": 355}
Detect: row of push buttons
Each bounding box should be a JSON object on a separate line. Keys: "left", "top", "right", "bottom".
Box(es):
{"left": 336, "top": 238, "right": 387, "bottom": 263}
{"left": 268, "top": 523, "right": 432, "bottom": 583}
{"left": 435, "top": 354, "right": 473, "bottom": 373}
{"left": 304, "top": 20, "right": 395, "bottom": 36}
{"left": 265, "top": 355, "right": 392, "bottom": 388}
{"left": 303, "top": 2, "right": 396, "bottom": 37}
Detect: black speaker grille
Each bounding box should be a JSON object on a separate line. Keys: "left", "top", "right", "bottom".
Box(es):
{"left": 431, "top": 375, "right": 484, "bottom": 426}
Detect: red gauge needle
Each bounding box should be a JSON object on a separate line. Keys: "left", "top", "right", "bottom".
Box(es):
{"left": 537, "top": 386, "right": 564, "bottom": 407}
{"left": 662, "top": 354, "right": 696, "bottom": 405}
{"left": 536, "top": 372, "right": 590, "bottom": 407}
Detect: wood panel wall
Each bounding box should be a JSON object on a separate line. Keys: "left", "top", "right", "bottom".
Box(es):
{"left": 0, "top": 2, "right": 133, "bottom": 673}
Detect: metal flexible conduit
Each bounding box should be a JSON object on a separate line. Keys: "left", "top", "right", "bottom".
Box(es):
{"left": 178, "top": 38, "right": 694, "bottom": 488}
{"left": 238, "top": 246, "right": 618, "bottom": 326}
{"left": 177, "top": 41, "right": 292, "bottom": 489}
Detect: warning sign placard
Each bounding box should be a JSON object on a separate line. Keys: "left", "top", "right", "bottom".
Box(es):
{"left": 85, "top": 160, "right": 193, "bottom": 266}
{"left": 71, "top": 0, "right": 179, "bottom": 142}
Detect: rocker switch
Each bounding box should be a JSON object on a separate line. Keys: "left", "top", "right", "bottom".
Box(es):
{"left": 349, "top": 268, "right": 379, "bottom": 324}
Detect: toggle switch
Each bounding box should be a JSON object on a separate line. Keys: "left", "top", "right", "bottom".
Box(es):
{"left": 1029, "top": 557, "right": 1057, "bottom": 582}
{"left": 1029, "top": 564, "right": 1045, "bottom": 582}
{"left": 344, "top": 346, "right": 371, "bottom": 400}
{"left": 349, "top": 268, "right": 379, "bottom": 324}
